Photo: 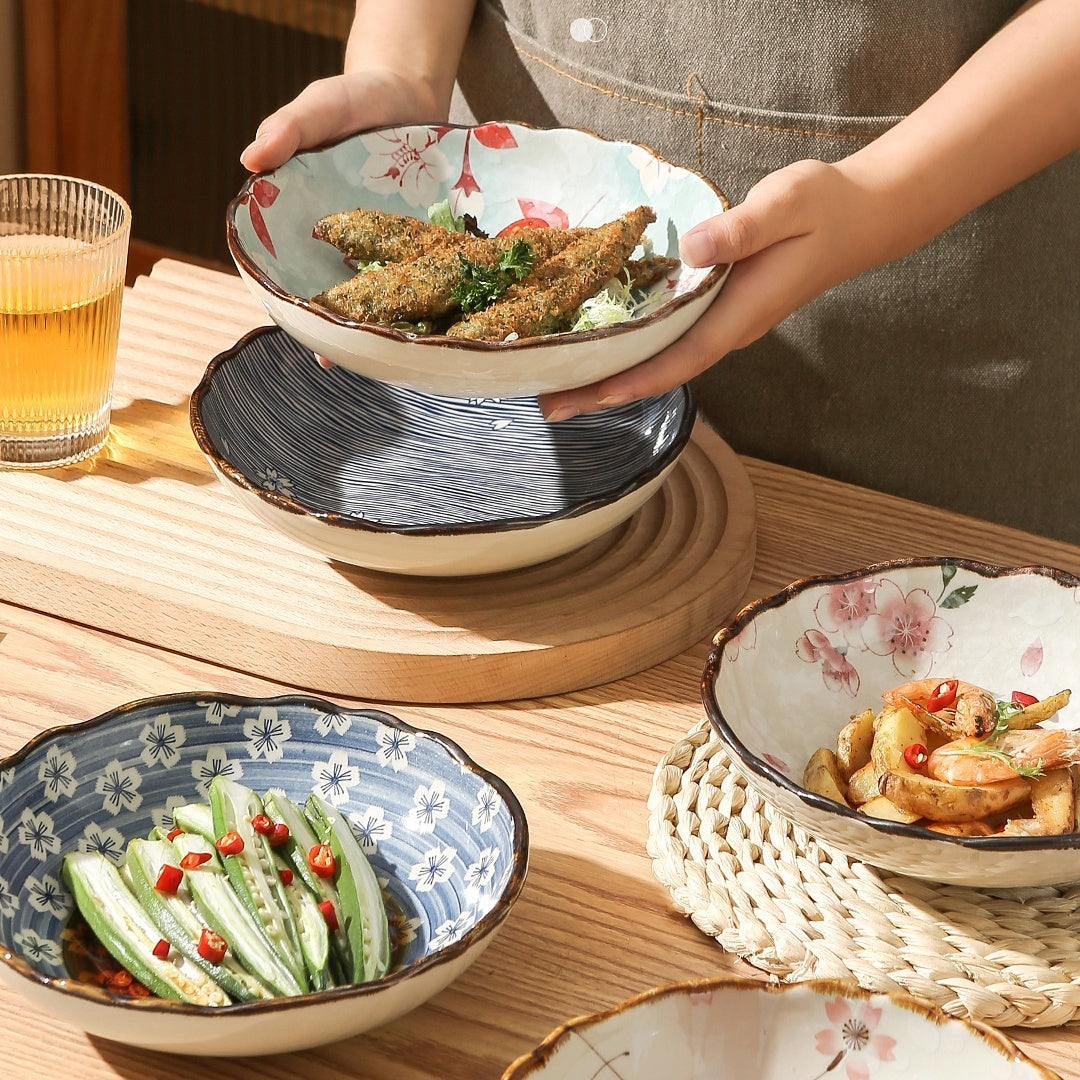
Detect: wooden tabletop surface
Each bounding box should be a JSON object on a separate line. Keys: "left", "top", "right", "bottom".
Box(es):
{"left": 2, "top": 266, "right": 1079, "bottom": 1078}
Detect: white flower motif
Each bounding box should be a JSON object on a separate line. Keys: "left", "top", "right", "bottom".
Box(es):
{"left": 79, "top": 822, "right": 126, "bottom": 863}
{"left": 464, "top": 847, "right": 499, "bottom": 892}
{"left": 26, "top": 873, "right": 71, "bottom": 919}
{"left": 257, "top": 466, "right": 294, "bottom": 495}
{"left": 311, "top": 750, "right": 359, "bottom": 805}
{"left": 0, "top": 767, "right": 13, "bottom": 791}
{"left": 376, "top": 724, "right": 416, "bottom": 772}
{"left": 0, "top": 813, "right": 9, "bottom": 855}
{"left": 139, "top": 712, "right": 187, "bottom": 769}
{"left": 13, "top": 928, "right": 61, "bottom": 968}
{"left": 18, "top": 807, "right": 60, "bottom": 862}
{"left": 95, "top": 759, "right": 143, "bottom": 816}
{"left": 628, "top": 144, "right": 676, "bottom": 196}
{"left": 472, "top": 785, "right": 502, "bottom": 832}
{"left": 201, "top": 701, "right": 241, "bottom": 726}
{"left": 490, "top": 418, "right": 512, "bottom": 431}
{"left": 408, "top": 845, "right": 456, "bottom": 892}
{"left": 0, "top": 875, "right": 17, "bottom": 918}
{"left": 314, "top": 708, "right": 352, "bottom": 738}
{"left": 190, "top": 746, "right": 243, "bottom": 797}
{"left": 38, "top": 748, "right": 77, "bottom": 802}
{"left": 348, "top": 805, "right": 392, "bottom": 854}
{"left": 394, "top": 913, "right": 423, "bottom": 947}
{"left": 152, "top": 794, "right": 190, "bottom": 836}
{"left": 429, "top": 910, "right": 474, "bottom": 949}
{"left": 359, "top": 127, "right": 451, "bottom": 208}
{"left": 244, "top": 706, "right": 291, "bottom": 763}
{"left": 406, "top": 780, "right": 450, "bottom": 833}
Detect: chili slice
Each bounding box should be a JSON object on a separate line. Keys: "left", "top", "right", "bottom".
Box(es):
{"left": 180, "top": 851, "right": 213, "bottom": 870}
{"left": 318, "top": 900, "right": 339, "bottom": 932}
{"left": 152, "top": 938, "right": 170, "bottom": 960}
{"left": 197, "top": 928, "right": 228, "bottom": 965}
{"left": 268, "top": 822, "right": 290, "bottom": 848}
{"left": 1011, "top": 690, "right": 1039, "bottom": 707}
{"left": 250, "top": 813, "right": 274, "bottom": 835}
{"left": 926, "top": 679, "right": 958, "bottom": 712}
{"left": 154, "top": 864, "right": 184, "bottom": 894}
{"left": 166, "top": 827, "right": 183, "bottom": 841}
{"left": 279, "top": 867, "right": 294, "bottom": 886}
{"left": 903, "top": 743, "right": 929, "bottom": 770}
{"left": 308, "top": 842, "right": 337, "bottom": 879}
{"left": 215, "top": 830, "right": 245, "bottom": 856}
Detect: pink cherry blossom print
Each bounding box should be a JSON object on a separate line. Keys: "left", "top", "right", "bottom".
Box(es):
{"left": 724, "top": 620, "right": 758, "bottom": 663}
{"left": 796, "top": 629, "right": 860, "bottom": 697}
{"left": 1020, "top": 638, "right": 1044, "bottom": 677}
{"left": 862, "top": 577, "right": 952, "bottom": 678}
{"left": 813, "top": 997, "right": 896, "bottom": 1080}
{"left": 241, "top": 178, "right": 280, "bottom": 258}
{"left": 359, "top": 127, "right": 451, "bottom": 208}
{"left": 814, "top": 578, "right": 879, "bottom": 647}
{"left": 762, "top": 752, "right": 790, "bottom": 772}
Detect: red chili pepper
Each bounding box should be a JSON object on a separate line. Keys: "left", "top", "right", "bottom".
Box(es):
{"left": 308, "top": 842, "right": 336, "bottom": 878}
{"left": 250, "top": 813, "right": 274, "bottom": 835}
{"left": 279, "top": 867, "right": 294, "bottom": 886}
{"left": 268, "top": 823, "right": 290, "bottom": 848}
{"left": 152, "top": 938, "right": 170, "bottom": 960}
{"left": 166, "top": 827, "right": 183, "bottom": 841}
{"left": 926, "top": 679, "right": 958, "bottom": 712}
{"left": 107, "top": 969, "right": 133, "bottom": 989}
{"left": 903, "top": 743, "right": 929, "bottom": 770}
{"left": 215, "top": 831, "right": 245, "bottom": 856}
{"left": 318, "top": 900, "right": 339, "bottom": 932}
{"left": 1012, "top": 690, "right": 1039, "bottom": 707}
{"left": 180, "top": 851, "right": 213, "bottom": 870}
{"left": 197, "top": 928, "right": 228, "bottom": 965}
{"left": 155, "top": 864, "right": 184, "bottom": 894}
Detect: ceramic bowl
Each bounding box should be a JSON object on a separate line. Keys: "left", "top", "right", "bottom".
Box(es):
{"left": 190, "top": 326, "right": 695, "bottom": 577}
{"left": 500, "top": 977, "right": 1059, "bottom": 1080}
{"left": 226, "top": 122, "right": 730, "bottom": 397}
{"left": 0, "top": 693, "right": 528, "bottom": 1056}
{"left": 703, "top": 557, "right": 1080, "bottom": 887}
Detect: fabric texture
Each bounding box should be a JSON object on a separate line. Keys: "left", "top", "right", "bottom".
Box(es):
{"left": 449, "top": 1, "right": 1080, "bottom": 544}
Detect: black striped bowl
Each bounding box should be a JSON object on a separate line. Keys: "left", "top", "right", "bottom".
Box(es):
{"left": 190, "top": 327, "right": 695, "bottom": 576}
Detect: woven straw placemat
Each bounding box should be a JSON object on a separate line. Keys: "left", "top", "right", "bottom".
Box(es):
{"left": 647, "top": 716, "right": 1080, "bottom": 1028}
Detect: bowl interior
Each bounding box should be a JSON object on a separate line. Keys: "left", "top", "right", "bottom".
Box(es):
{"left": 193, "top": 327, "right": 693, "bottom": 530}
{"left": 0, "top": 694, "right": 526, "bottom": 1005}
{"left": 228, "top": 123, "right": 726, "bottom": 329}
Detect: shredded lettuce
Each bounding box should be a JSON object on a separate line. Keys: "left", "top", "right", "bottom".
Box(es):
{"left": 570, "top": 275, "right": 662, "bottom": 332}
{"left": 427, "top": 199, "right": 467, "bottom": 234}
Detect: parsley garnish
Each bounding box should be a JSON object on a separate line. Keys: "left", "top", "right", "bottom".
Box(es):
{"left": 450, "top": 239, "right": 535, "bottom": 314}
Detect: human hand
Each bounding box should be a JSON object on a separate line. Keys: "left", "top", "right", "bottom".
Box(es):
{"left": 538, "top": 159, "right": 879, "bottom": 421}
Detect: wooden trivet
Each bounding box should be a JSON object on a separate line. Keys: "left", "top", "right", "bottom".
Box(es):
{"left": 0, "top": 261, "right": 757, "bottom": 703}
{"left": 647, "top": 716, "right": 1080, "bottom": 1028}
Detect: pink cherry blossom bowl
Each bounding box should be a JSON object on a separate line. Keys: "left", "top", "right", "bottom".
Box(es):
{"left": 703, "top": 557, "right": 1080, "bottom": 886}
{"left": 500, "top": 977, "right": 1057, "bottom": 1080}
{"left": 226, "top": 122, "right": 731, "bottom": 398}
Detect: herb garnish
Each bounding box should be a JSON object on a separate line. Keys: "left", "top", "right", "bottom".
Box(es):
{"left": 450, "top": 239, "right": 535, "bottom": 314}
{"left": 957, "top": 699, "right": 1044, "bottom": 778}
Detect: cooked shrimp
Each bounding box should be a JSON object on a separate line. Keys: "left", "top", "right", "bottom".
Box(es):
{"left": 882, "top": 678, "right": 997, "bottom": 738}
{"left": 926, "top": 728, "right": 1080, "bottom": 786}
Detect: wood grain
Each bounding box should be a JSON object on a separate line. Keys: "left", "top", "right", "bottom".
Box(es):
{"left": 0, "top": 262, "right": 757, "bottom": 703}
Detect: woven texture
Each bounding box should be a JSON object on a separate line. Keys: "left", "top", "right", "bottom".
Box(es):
{"left": 647, "top": 717, "right": 1080, "bottom": 1028}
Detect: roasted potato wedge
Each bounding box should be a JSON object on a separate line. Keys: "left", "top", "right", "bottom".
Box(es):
{"left": 835, "top": 709, "right": 876, "bottom": 781}
{"left": 1005, "top": 689, "right": 1072, "bottom": 730}
{"left": 845, "top": 760, "right": 883, "bottom": 807}
{"left": 803, "top": 747, "right": 848, "bottom": 806}
{"left": 1003, "top": 767, "right": 1075, "bottom": 836}
{"left": 878, "top": 769, "right": 1030, "bottom": 823}
{"left": 870, "top": 706, "right": 928, "bottom": 775}
{"left": 857, "top": 794, "right": 921, "bottom": 825}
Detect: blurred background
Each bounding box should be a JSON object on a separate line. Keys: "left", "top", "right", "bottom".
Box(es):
{"left": 5, "top": 0, "right": 351, "bottom": 281}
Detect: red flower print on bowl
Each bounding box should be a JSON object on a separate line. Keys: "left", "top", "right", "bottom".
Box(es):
{"left": 796, "top": 629, "right": 860, "bottom": 697}
{"left": 862, "top": 577, "right": 953, "bottom": 679}
{"left": 814, "top": 577, "right": 879, "bottom": 647}
{"left": 813, "top": 996, "right": 896, "bottom": 1080}
{"left": 358, "top": 127, "right": 451, "bottom": 209}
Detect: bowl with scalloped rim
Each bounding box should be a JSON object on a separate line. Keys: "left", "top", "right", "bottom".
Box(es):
{"left": 226, "top": 121, "right": 730, "bottom": 397}
{"left": 0, "top": 692, "right": 528, "bottom": 1055}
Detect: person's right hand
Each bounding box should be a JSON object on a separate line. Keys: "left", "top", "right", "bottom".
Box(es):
{"left": 239, "top": 69, "right": 440, "bottom": 173}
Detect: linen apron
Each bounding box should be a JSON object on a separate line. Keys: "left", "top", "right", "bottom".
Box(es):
{"left": 449, "top": 1, "right": 1080, "bottom": 544}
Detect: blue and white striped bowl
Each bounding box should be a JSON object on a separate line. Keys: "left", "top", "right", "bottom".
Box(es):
{"left": 190, "top": 327, "right": 695, "bottom": 576}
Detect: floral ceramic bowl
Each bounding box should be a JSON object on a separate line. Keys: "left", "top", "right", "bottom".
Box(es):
{"left": 501, "top": 977, "right": 1058, "bottom": 1080}
{"left": 704, "top": 558, "right": 1080, "bottom": 887}
{"left": 226, "top": 122, "right": 730, "bottom": 397}
{"left": 0, "top": 693, "right": 528, "bottom": 1055}
{"left": 190, "top": 326, "right": 695, "bottom": 576}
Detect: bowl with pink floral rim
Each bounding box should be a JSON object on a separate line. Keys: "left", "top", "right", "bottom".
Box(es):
{"left": 703, "top": 557, "right": 1080, "bottom": 887}
{"left": 226, "top": 122, "right": 730, "bottom": 398}
{"left": 499, "top": 977, "right": 1059, "bottom": 1080}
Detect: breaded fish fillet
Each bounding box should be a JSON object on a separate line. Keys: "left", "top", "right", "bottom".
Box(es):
{"left": 314, "top": 208, "right": 454, "bottom": 263}
{"left": 445, "top": 206, "right": 655, "bottom": 341}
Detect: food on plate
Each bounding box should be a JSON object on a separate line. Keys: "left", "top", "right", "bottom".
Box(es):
{"left": 61, "top": 775, "right": 391, "bottom": 1004}
{"left": 802, "top": 679, "right": 1078, "bottom": 834}
{"left": 312, "top": 203, "right": 677, "bottom": 340}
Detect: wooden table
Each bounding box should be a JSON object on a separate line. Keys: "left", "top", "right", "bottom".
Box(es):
{"left": 2, "top": 267, "right": 1079, "bottom": 1078}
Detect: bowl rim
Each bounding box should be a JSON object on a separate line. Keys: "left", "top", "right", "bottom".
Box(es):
{"left": 0, "top": 691, "right": 530, "bottom": 1017}
{"left": 499, "top": 975, "right": 1060, "bottom": 1079}
{"left": 189, "top": 325, "right": 697, "bottom": 537}
{"left": 701, "top": 555, "right": 1080, "bottom": 853}
{"left": 224, "top": 120, "right": 732, "bottom": 354}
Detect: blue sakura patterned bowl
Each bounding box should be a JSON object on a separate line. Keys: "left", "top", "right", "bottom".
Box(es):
{"left": 0, "top": 693, "right": 528, "bottom": 1055}
{"left": 703, "top": 557, "right": 1080, "bottom": 887}
{"left": 226, "top": 122, "right": 731, "bottom": 397}
{"left": 190, "top": 326, "right": 695, "bottom": 576}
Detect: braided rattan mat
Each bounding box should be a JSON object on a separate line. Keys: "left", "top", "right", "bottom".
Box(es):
{"left": 647, "top": 716, "right": 1080, "bottom": 1028}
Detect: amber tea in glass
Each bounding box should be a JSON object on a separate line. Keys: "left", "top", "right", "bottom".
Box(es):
{"left": 0, "top": 175, "right": 131, "bottom": 468}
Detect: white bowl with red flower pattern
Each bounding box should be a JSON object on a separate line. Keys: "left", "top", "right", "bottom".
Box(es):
{"left": 703, "top": 557, "right": 1080, "bottom": 887}
{"left": 226, "top": 122, "right": 731, "bottom": 397}
{"left": 500, "top": 976, "right": 1058, "bottom": 1080}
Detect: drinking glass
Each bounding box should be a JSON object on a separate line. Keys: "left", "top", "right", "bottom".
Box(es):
{"left": 0, "top": 174, "right": 131, "bottom": 468}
